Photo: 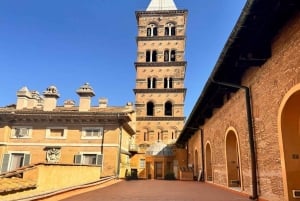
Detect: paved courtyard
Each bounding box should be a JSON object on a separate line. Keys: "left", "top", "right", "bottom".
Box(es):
{"left": 61, "top": 180, "right": 250, "bottom": 201}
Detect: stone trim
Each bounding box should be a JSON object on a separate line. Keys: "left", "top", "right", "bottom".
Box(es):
{"left": 136, "top": 116, "right": 185, "bottom": 121}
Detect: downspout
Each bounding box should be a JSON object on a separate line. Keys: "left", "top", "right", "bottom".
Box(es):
{"left": 186, "top": 143, "right": 189, "bottom": 168}
{"left": 210, "top": 78, "right": 258, "bottom": 200}
{"left": 101, "top": 127, "right": 105, "bottom": 174}
{"left": 101, "top": 129, "right": 105, "bottom": 154}
{"left": 200, "top": 128, "right": 205, "bottom": 182}
{"left": 117, "top": 114, "right": 123, "bottom": 179}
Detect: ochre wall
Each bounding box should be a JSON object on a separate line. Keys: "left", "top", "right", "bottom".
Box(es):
{"left": 1, "top": 164, "right": 101, "bottom": 201}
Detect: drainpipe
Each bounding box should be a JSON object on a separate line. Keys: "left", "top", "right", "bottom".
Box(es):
{"left": 210, "top": 78, "right": 258, "bottom": 200}
{"left": 117, "top": 114, "right": 123, "bottom": 179}
{"left": 101, "top": 127, "right": 105, "bottom": 174}
{"left": 200, "top": 128, "right": 205, "bottom": 182}
{"left": 186, "top": 143, "right": 189, "bottom": 168}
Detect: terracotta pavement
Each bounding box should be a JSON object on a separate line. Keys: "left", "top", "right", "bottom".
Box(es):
{"left": 56, "top": 180, "right": 251, "bottom": 201}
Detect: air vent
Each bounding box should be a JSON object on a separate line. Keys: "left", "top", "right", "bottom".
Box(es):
{"left": 293, "top": 190, "right": 300, "bottom": 198}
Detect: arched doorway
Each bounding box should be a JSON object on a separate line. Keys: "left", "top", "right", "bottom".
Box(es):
{"left": 205, "top": 143, "right": 213, "bottom": 181}
{"left": 194, "top": 150, "right": 199, "bottom": 177}
{"left": 279, "top": 88, "right": 300, "bottom": 200}
{"left": 226, "top": 131, "right": 241, "bottom": 188}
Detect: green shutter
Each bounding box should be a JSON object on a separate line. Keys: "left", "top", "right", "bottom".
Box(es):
{"left": 74, "top": 155, "right": 82, "bottom": 164}
{"left": 1, "top": 154, "right": 10, "bottom": 173}
{"left": 23, "top": 154, "right": 30, "bottom": 166}
{"left": 96, "top": 155, "right": 103, "bottom": 166}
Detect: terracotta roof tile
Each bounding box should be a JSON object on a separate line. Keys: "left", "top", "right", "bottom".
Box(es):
{"left": 0, "top": 177, "right": 36, "bottom": 194}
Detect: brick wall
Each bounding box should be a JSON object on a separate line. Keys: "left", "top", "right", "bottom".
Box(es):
{"left": 188, "top": 12, "right": 300, "bottom": 201}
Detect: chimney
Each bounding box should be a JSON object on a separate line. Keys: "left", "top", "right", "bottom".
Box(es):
{"left": 99, "top": 98, "right": 108, "bottom": 108}
{"left": 16, "top": 86, "right": 31, "bottom": 110}
{"left": 76, "top": 83, "right": 95, "bottom": 112}
{"left": 125, "top": 102, "right": 133, "bottom": 110}
{"left": 27, "top": 90, "right": 42, "bottom": 109}
{"left": 43, "top": 86, "right": 60, "bottom": 111}
{"left": 64, "top": 99, "right": 75, "bottom": 108}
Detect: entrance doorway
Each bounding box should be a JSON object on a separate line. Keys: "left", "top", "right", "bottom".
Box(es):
{"left": 205, "top": 143, "right": 213, "bottom": 181}
{"left": 155, "top": 162, "right": 163, "bottom": 179}
{"left": 226, "top": 131, "right": 241, "bottom": 188}
{"left": 279, "top": 89, "right": 300, "bottom": 200}
{"left": 194, "top": 150, "right": 199, "bottom": 176}
{"left": 146, "top": 162, "right": 151, "bottom": 179}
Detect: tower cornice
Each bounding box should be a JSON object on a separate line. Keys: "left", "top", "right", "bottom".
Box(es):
{"left": 135, "top": 61, "right": 187, "bottom": 68}
{"left": 136, "top": 10, "right": 188, "bottom": 20}
{"left": 136, "top": 36, "right": 185, "bottom": 41}
{"left": 136, "top": 116, "right": 185, "bottom": 121}
{"left": 133, "top": 88, "right": 186, "bottom": 94}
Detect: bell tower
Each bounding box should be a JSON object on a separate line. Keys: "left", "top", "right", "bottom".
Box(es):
{"left": 131, "top": 0, "right": 188, "bottom": 179}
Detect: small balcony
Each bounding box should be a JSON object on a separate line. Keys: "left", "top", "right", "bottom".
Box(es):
{"left": 129, "top": 144, "right": 138, "bottom": 153}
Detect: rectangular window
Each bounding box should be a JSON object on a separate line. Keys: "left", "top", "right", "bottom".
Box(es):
{"left": 82, "top": 127, "right": 103, "bottom": 139}
{"left": 1, "top": 152, "right": 30, "bottom": 173}
{"left": 139, "top": 159, "right": 145, "bottom": 168}
{"left": 83, "top": 154, "right": 97, "bottom": 165}
{"left": 11, "top": 127, "right": 32, "bottom": 138}
{"left": 50, "top": 129, "right": 64, "bottom": 137}
{"left": 74, "top": 153, "right": 103, "bottom": 166}
{"left": 46, "top": 127, "right": 67, "bottom": 139}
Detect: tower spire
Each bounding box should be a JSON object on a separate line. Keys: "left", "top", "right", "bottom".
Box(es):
{"left": 146, "top": 0, "right": 177, "bottom": 11}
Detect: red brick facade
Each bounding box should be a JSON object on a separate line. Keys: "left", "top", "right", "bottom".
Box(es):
{"left": 181, "top": 5, "right": 300, "bottom": 201}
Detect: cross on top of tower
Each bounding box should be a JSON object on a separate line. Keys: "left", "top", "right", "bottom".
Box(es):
{"left": 146, "top": 0, "right": 177, "bottom": 11}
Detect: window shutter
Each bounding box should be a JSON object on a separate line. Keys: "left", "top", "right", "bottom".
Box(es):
{"left": 23, "top": 154, "right": 30, "bottom": 166}
{"left": 96, "top": 155, "right": 103, "bottom": 166}
{"left": 74, "top": 155, "right": 82, "bottom": 164}
{"left": 1, "top": 154, "right": 10, "bottom": 173}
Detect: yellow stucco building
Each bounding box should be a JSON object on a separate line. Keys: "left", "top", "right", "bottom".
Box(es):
{"left": 0, "top": 83, "right": 135, "bottom": 198}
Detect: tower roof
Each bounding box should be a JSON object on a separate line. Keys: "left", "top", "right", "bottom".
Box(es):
{"left": 146, "top": 0, "right": 177, "bottom": 11}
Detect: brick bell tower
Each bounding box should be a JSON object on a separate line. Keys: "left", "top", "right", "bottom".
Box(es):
{"left": 131, "top": 0, "right": 188, "bottom": 179}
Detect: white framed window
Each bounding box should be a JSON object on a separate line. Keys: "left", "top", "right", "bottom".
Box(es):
{"left": 74, "top": 152, "right": 103, "bottom": 166}
{"left": 165, "top": 23, "right": 176, "bottom": 36}
{"left": 11, "top": 126, "right": 32, "bottom": 138}
{"left": 1, "top": 152, "right": 31, "bottom": 173}
{"left": 147, "top": 23, "right": 158, "bottom": 37}
{"left": 46, "top": 127, "right": 67, "bottom": 139}
{"left": 139, "top": 159, "right": 145, "bottom": 168}
{"left": 81, "top": 127, "right": 103, "bottom": 139}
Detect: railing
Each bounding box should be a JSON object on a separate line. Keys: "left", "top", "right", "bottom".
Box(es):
{"left": 129, "top": 144, "right": 138, "bottom": 152}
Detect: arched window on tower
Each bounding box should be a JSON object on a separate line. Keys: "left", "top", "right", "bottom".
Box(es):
{"left": 153, "top": 27, "right": 157, "bottom": 36}
{"left": 164, "top": 101, "right": 173, "bottom": 116}
{"left": 152, "top": 51, "right": 157, "bottom": 62}
{"left": 171, "top": 26, "right": 176, "bottom": 36}
{"left": 164, "top": 77, "right": 173, "bottom": 89}
{"left": 152, "top": 77, "right": 157, "bottom": 88}
{"left": 169, "top": 77, "right": 173, "bottom": 88}
{"left": 157, "top": 131, "right": 161, "bottom": 142}
{"left": 171, "top": 129, "right": 178, "bottom": 140}
{"left": 164, "top": 50, "right": 169, "bottom": 62}
{"left": 165, "top": 23, "right": 176, "bottom": 36}
{"left": 146, "top": 50, "right": 151, "bottom": 62}
{"left": 144, "top": 131, "right": 149, "bottom": 141}
{"left": 164, "top": 49, "right": 176, "bottom": 62}
{"left": 147, "top": 23, "right": 158, "bottom": 37}
{"left": 146, "top": 50, "right": 157, "bottom": 62}
{"left": 164, "top": 27, "right": 169, "bottom": 36}
{"left": 147, "top": 101, "right": 154, "bottom": 116}
{"left": 148, "top": 77, "right": 157, "bottom": 89}
{"left": 170, "top": 50, "right": 176, "bottom": 61}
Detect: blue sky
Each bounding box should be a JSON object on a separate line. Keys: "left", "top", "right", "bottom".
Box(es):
{"left": 0, "top": 0, "right": 246, "bottom": 117}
